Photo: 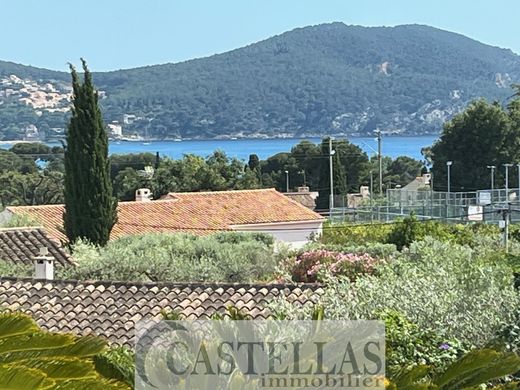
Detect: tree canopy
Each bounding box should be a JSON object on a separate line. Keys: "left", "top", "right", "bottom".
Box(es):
{"left": 431, "top": 98, "right": 520, "bottom": 191}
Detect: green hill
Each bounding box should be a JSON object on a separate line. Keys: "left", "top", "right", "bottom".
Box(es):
{"left": 1, "top": 23, "right": 519, "bottom": 140}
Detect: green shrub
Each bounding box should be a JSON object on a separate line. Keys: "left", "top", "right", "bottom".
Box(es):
{"left": 383, "top": 310, "right": 464, "bottom": 377}
{"left": 271, "top": 238, "right": 520, "bottom": 348}
{"left": 323, "top": 216, "right": 501, "bottom": 251}
{"left": 95, "top": 346, "right": 135, "bottom": 387}
{"left": 386, "top": 215, "right": 500, "bottom": 250}
{"left": 0, "top": 259, "right": 32, "bottom": 277}
{"left": 386, "top": 214, "right": 423, "bottom": 250}
{"left": 212, "top": 231, "right": 274, "bottom": 246}
{"left": 0, "top": 214, "right": 40, "bottom": 228}
{"left": 59, "top": 232, "right": 277, "bottom": 283}
{"left": 321, "top": 222, "right": 393, "bottom": 246}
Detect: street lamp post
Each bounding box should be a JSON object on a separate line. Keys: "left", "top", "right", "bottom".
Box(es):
{"left": 284, "top": 170, "right": 289, "bottom": 193}
{"left": 504, "top": 163, "right": 513, "bottom": 200}
{"left": 517, "top": 164, "right": 520, "bottom": 201}
{"left": 376, "top": 129, "right": 383, "bottom": 195}
{"left": 329, "top": 138, "right": 335, "bottom": 210}
{"left": 487, "top": 165, "right": 495, "bottom": 192}
{"left": 300, "top": 170, "right": 306, "bottom": 187}
{"left": 446, "top": 161, "right": 453, "bottom": 194}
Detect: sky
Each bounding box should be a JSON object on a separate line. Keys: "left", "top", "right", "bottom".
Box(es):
{"left": 2, "top": 0, "right": 519, "bottom": 72}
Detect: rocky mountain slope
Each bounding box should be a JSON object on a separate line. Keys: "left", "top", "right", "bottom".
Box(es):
{"left": 1, "top": 23, "right": 519, "bottom": 141}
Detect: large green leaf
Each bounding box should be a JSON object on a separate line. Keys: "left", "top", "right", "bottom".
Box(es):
{"left": 0, "top": 335, "right": 106, "bottom": 364}
{"left": 0, "top": 364, "right": 55, "bottom": 390}
{"left": 0, "top": 313, "right": 127, "bottom": 389}
{"left": 55, "top": 335, "right": 107, "bottom": 358}
{"left": 16, "top": 357, "right": 97, "bottom": 380}
{"left": 53, "top": 378, "right": 132, "bottom": 390}
{"left": 393, "top": 365, "right": 432, "bottom": 389}
{"left": 0, "top": 313, "right": 39, "bottom": 339}
{"left": 452, "top": 353, "right": 520, "bottom": 389}
{"left": 0, "top": 333, "right": 74, "bottom": 363}
{"left": 434, "top": 349, "right": 520, "bottom": 389}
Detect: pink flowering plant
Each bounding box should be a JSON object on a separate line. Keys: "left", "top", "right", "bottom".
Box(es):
{"left": 291, "top": 249, "right": 380, "bottom": 282}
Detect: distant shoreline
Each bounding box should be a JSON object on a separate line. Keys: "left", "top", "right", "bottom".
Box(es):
{"left": 0, "top": 133, "right": 439, "bottom": 146}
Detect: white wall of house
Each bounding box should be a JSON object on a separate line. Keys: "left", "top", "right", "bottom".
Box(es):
{"left": 231, "top": 220, "right": 324, "bottom": 249}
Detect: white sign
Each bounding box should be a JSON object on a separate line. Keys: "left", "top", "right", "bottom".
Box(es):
{"left": 467, "top": 206, "right": 483, "bottom": 221}
{"left": 477, "top": 191, "right": 492, "bottom": 206}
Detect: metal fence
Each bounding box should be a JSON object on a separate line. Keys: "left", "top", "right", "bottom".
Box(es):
{"left": 330, "top": 188, "right": 520, "bottom": 225}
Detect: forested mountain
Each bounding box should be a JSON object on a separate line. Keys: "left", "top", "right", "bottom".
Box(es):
{"left": 1, "top": 23, "right": 520, "bottom": 141}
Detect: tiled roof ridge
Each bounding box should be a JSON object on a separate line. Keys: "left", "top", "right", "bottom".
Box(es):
{"left": 167, "top": 188, "right": 278, "bottom": 197}
{"left": 6, "top": 204, "right": 60, "bottom": 211}
{"left": 0, "top": 226, "right": 45, "bottom": 232}
{"left": 5, "top": 189, "right": 281, "bottom": 208}
{"left": 0, "top": 276, "right": 322, "bottom": 290}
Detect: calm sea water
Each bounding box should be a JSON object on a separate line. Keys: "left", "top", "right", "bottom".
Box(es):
{"left": 1, "top": 136, "right": 437, "bottom": 161}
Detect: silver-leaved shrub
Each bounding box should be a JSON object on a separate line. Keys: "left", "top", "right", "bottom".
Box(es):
{"left": 59, "top": 232, "right": 277, "bottom": 283}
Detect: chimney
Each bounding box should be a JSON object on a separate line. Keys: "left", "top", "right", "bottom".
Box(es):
{"left": 360, "top": 186, "right": 370, "bottom": 197}
{"left": 34, "top": 247, "right": 54, "bottom": 280}
{"left": 297, "top": 186, "right": 310, "bottom": 193}
{"left": 135, "top": 188, "right": 152, "bottom": 202}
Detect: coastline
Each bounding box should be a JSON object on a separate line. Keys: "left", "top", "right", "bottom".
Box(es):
{"left": 0, "top": 133, "right": 440, "bottom": 145}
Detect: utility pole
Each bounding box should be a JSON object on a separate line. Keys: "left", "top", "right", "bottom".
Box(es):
{"left": 329, "top": 138, "right": 335, "bottom": 210}
{"left": 369, "top": 170, "right": 374, "bottom": 202}
{"left": 501, "top": 206, "right": 511, "bottom": 252}
{"left": 376, "top": 129, "right": 383, "bottom": 195}
{"left": 504, "top": 163, "right": 513, "bottom": 201}
{"left": 285, "top": 170, "right": 289, "bottom": 193}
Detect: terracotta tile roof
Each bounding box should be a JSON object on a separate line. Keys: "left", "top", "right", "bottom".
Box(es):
{"left": 0, "top": 227, "right": 72, "bottom": 267}
{"left": 0, "top": 277, "right": 322, "bottom": 346}
{"left": 7, "top": 189, "right": 324, "bottom": 242}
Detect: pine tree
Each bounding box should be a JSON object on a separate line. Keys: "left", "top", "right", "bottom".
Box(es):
{"left": 63, "top": 59, "right": 117, "bottom": 246}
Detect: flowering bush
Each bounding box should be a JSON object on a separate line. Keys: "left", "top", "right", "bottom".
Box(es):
{"left": 291, "top": 249, "right": 379, "bottom": 282}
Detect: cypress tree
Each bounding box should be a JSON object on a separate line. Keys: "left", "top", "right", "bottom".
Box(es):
{"left": 63, "top": 59, "right": 117, "bottom": 246}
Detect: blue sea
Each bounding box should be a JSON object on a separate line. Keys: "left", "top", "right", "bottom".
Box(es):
{"left": 1, "top": 136, "right": 438, "bottom": 161}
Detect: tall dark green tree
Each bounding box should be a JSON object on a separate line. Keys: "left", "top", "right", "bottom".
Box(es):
{"left": 431, "top": 99, "right": 519, "bottom": 191}
{"left": 63, "top": 60, "right": 117, "bottom": 246}
{"left": 247, "top": 154, "right": 260, "bottom": 171}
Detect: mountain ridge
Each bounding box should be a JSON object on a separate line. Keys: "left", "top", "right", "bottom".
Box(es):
{"left": 1, "top": 23, "right": 519, "bottom": 141}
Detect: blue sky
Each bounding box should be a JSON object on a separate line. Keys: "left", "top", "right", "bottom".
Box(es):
{"left": 3, "top": 0, "right": 519, "bottom": 71}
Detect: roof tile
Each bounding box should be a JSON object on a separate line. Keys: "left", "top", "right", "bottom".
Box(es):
{"left": 0, "top": 277, "right": 321, "bottom": 346}
{"left": 7, "top": 189, "right": 323, "bottom": 241}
